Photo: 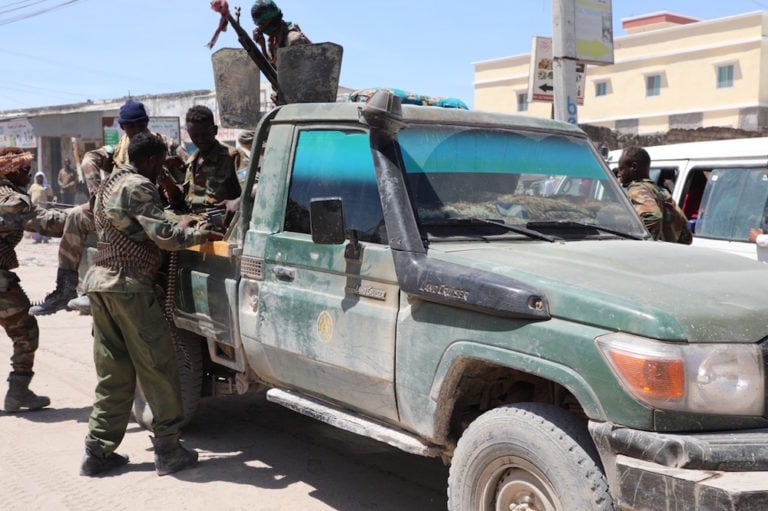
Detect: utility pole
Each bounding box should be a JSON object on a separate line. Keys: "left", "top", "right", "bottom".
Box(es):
{"left": 552, "top": 0, "right": 579, "bottom": 125}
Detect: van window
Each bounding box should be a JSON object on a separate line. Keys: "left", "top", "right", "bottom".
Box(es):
{"left": 285, "top": 129, "right": 387, "bottom": 244}
{"left": 695, "top": 167, "right": 768, "bottom": 241}
{"left": 679, "top": 168, "right": 709, "bottom": 220}
{"left": 649, "top": 167, "right": 678, "bottom": 193}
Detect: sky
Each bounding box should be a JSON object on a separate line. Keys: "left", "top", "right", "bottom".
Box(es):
{"left": 2, "top": 0, "right": 768, "bottom": 113}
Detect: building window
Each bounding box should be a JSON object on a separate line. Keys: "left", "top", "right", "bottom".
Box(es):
{"left": 595, "top": 82, "right": 608, "bottom": 97}
{"left": 517, "top": 92, "right": 529, "bottom": 112}
{"left": 645, "top": 75, "right": 661, "bottom": 97}
{"left": 717, "top": 64, "right": 734, "bottom": 88}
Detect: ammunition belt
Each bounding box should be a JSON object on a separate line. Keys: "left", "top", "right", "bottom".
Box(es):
{"left": 93, "top": 241, "right": 161, "bottom": 277}
{"left": 93, "top": 168, "right": 162, "bottom": 277}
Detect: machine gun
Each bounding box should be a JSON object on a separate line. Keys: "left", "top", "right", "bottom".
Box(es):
{"left": 200, "top": 206, "right": 228, "bottom": 233}
{"left": 208, "top": 2, "right": 281, "bottom": 97}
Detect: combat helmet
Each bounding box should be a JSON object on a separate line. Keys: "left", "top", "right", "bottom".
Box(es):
{"left": 251, "top": 0, "right": 283, "bottom": 34}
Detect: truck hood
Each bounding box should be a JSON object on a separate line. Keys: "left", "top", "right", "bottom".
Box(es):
{"left": 427, "top": 240, "right": 768, "bottom": 343}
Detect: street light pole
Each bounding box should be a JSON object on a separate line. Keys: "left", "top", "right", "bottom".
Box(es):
{"left": 552, "top": 0, "right": 579, "bottom": 125}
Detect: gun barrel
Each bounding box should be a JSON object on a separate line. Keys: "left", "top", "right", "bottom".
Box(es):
{"left": 226, "top": 12, "right": 280, "bottom": 92}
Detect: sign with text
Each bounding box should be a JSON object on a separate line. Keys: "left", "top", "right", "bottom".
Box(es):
{"left": 102, "top": 116, "right": 181, "bottom": 146}
{"left": 0, "top": 118, "right": 36, "bottom": 148}
{"left": 528, "top": 36, "right": 586, "bottom": 104}
{"left": 575, "top": 0, "right": 614, "bottom": 64}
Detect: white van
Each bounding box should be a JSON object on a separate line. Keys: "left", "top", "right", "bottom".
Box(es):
{"left": 606, "top": 138, "right": 768, "bottom": 261}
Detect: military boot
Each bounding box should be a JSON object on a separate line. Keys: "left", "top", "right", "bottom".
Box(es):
{"left": 29, "top": 268, "right": 79, "bottom": 316}
{"left": 150, "top": 433, "right": 198, "bottom": 476}
{"left": 67, "top": 294, "right": 91, "bottom": 315}
{"left": 80, "top": 438, "right": 129, "bottom": 476}
{"left": 4, "top": 372, "right": 50, "bottom": 412}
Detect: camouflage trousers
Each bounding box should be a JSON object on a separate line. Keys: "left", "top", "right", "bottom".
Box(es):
{"left": 86, "top": 291, "right": 184, "bottom": 454}
{"left": 59, "top": 203, "right": 94, "bottom": 272}
{"left": 0, "top": 270, "right": 39, "bottom": 373}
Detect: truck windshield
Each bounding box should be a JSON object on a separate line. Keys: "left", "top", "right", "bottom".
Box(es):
{"left": 398, "top": 126, "right": 647, "bottom": 240}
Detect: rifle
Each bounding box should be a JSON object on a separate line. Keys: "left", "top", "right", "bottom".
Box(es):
{"left": 71, "top": 137, "right": 85, "bottom": 185}
{"left": 41, "top": 201, "right": 78, "bottom": 209}
{"left": 210, "top": 3, "right": 280, "bottom": 95}
{"left": 201, "top": 206, "right": 228, "bottom": 233}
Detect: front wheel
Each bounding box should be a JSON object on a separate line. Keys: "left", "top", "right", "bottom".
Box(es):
{"left": 447, "top": 403, "right": 614, "bottom": 511}
{"left": 132, "top": 330, "right": 204, "bottom": 431}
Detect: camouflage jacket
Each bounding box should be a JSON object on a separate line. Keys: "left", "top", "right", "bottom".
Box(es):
{"left": 179, "top": 141, "right": 246, "bottom": 213}
{"left": 81, "top": 148, "right": 114, "bottom": 198}
{"left": 267, "top": 23, "right": 310, "bottom": 64}
{"left": 627, "top": 179, "right": 693, "bottom": 244}
{"left": 83, "top": 131, "right": 188, "bottom": 199}
{"left": 83, "top": 165, "right": 209, "bottom": 294}
{"left": 0, "top": 179, "right": 67, "bottom": 270}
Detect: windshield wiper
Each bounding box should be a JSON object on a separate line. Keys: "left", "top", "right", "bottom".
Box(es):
{"left": 526, "top": 220, "right": 644, "bottom": 240}
{"left": 422, "top": 217, "right": 561, "bottom": 243}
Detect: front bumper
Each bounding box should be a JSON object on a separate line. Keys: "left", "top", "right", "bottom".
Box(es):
{"left": 590, "top": 422, "right": 768, "bottom": 510}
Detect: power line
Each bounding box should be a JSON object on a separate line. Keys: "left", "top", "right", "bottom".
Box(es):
{"left": 0, "top": 1, "right": 51, "bottom": 16}
{"left": 0, "top": 0, "right": 87, "bottom": 27}
{"left": 0, "top": 79, "right": 88, "bottom": 99}
{"left": 0, "top": 47, "right": 173, "bottom": 89}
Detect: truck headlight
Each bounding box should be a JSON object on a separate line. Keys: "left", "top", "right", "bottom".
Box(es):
{"left": 596, "top": 333, "right": 765, "bottom": 416}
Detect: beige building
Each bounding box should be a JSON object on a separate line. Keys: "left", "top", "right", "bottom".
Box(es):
{"left": 474, "top": 11, "right": 768, "bottom": 135}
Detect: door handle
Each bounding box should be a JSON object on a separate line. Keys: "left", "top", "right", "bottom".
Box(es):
{"left": 273, "top": 265, "right": 296, "bottom": 281}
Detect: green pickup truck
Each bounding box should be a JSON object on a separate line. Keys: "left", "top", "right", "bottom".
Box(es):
{"left": 144, "top": 90, "right": 768, "bottom": 510}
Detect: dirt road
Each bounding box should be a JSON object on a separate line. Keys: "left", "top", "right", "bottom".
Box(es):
{"left": 0, "top": 237, "right": 448, "bottom": 511}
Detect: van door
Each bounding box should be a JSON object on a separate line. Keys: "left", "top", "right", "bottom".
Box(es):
{"left": 690, "top": 164, "right": 768, "bottom": 260}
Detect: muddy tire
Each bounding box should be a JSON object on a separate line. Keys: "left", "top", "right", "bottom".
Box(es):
{"left": 132, "top": 331, "right": 204, "bottom": 431}
{"left": 447, "top": 403, "right": 614, "bottom": 511}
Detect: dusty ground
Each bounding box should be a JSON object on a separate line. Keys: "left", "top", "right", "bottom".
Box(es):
{"left": 0, "top": 236, "right": 448, "bottom": 511}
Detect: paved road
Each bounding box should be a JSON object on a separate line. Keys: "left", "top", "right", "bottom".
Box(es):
{"left": 0, "top": 237, "right": 448, "bottom": 511}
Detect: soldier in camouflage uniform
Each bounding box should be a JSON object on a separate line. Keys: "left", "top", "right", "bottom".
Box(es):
{"left": 251, "top": 0, "right": 310, "bottom": 67}
{"left": 0, "top": 147, "right": 67, "bottom": 412}
{"left": 158, "top": 105, "right": 246, "bottom": 217}
{"left": 618, "top": 146, "right": 693, "bottom": 244}
{"left": 30, "top": 99, "right": 188, "bottom": 316}
{"left": 251, "top": 0, "right": 310, "bottom": 105}
{"left": 80, "top": 133, "right": 222, "bottom": 477}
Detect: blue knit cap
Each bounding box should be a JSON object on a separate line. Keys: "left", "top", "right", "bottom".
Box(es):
{"left": 118, "top": 99, "right": 149, "bottom": 125}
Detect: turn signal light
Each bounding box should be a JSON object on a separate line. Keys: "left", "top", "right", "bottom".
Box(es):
{"left": 607, "top": 350, "right": 684, "bottom": 401}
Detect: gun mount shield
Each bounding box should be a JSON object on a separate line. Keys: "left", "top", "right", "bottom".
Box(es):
{"left": 211, "top": 48, "right": 262, "bottom": 129}
{"left": 276, "top": 42, "right": 343, "bottom": 104}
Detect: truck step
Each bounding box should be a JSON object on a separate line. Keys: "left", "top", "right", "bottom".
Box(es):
{"left": 266, "top": 388, "right": 440, "bottom": 458}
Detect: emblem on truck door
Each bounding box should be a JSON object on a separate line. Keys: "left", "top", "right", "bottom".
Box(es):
{"left": 316, "top": 311, "right": 334, "bottom": 342}
{"left": 345, "top": 284, "right": 387, "bottom": 301}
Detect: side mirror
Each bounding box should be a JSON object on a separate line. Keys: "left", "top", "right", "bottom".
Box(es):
{"left": 310, "top": 197, "right": 346, "bottom": 244}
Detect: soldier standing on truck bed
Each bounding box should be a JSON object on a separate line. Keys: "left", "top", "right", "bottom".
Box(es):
{"left": 0, "top": 147, "right": 67, "bottom": 412}
{"left": 157, "top": 105, "right": 246, "bottom": 222}
{"left": 29, "top": 99, "right": 187, "bottom": 317}
{"left": 251, "top": 0, "right": 310, "bottom": 106}
{"left": 251, "top": 0, "right": 310, "bottom": 67}
{"left": 79, "top": 133, "right": 223, "bottom": 477}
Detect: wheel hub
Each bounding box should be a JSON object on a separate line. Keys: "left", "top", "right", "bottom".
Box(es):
{"left": 495, "top": 468, "right": 557, "bottom": 511}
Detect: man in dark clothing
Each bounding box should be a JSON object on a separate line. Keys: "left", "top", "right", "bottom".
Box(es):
{"left": 57, "top": 158, "right": 78, "bottom": 205}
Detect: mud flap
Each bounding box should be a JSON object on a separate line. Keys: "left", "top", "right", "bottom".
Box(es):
{"left": 276, "top": 42, "right": 343, "bottom": 104}
{"left": 211, "top": 48, "right": 263, "bottom": 129}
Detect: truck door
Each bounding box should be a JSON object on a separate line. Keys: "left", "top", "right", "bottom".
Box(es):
{"left": 242, "top": 128, "right": 400, "bottom": 423}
